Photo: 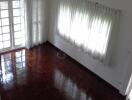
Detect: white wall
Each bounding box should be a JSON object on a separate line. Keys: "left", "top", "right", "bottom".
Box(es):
{"left": 47, "top": 0, "right": 132, "bottom": 95}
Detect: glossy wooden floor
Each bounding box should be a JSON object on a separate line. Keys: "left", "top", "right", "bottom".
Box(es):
{"left": 0, "top": 42, "right": 125, "bottom": 100}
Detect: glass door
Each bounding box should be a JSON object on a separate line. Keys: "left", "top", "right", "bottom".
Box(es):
{"left": 0, "top": 0, "right": 25, "bottom": 52}
{"left": 0, "top": 1, "right": 11, "bottom": 50}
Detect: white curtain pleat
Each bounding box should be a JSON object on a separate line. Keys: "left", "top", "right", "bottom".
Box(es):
{"left": 24, "top": 0, "right": 46, "bottom": 49}
{"left": 57, "top": 0, "right": 120, "bottom": 62}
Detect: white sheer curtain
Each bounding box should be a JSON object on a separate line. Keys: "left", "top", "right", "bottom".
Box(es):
{"left": 24, "top": 0, "right": 46, "bottom": 49}
{"left": 57, "top": 0, "right": 120, "bottom": 61}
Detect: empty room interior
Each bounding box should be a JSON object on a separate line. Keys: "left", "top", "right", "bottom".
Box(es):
{"left": 0, "top": 0, "right": 132, "bottom": 100}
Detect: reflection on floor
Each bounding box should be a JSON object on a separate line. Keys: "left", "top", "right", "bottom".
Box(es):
{"left": 0, "top": 50, "right": 26, "bottom": 90}
{"left": 0, "top": 42, "right": 125, "bottom": 100}
{"left": 129, "top": 91, "right": 132, "bottom": 100}
{"left": 54, "top": 69, "right": 92, "bottom": 100}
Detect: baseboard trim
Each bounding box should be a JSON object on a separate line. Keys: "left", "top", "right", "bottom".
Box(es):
{"left": 45, "top": 41, "right": 120, "bottom": 93}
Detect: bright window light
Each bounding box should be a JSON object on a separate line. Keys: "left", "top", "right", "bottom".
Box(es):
{"left": 0, "top": 0, "right": 25, "bottom": 51}
{"left": 58, "top": 5, "right": 112, "bottom": 58}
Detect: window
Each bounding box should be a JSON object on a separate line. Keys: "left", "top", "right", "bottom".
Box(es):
{"left": 57, "top": 2, "right": 119, "bottom": 60}
{"left": 0, "top": 0, "right": 25, "bottom": 51}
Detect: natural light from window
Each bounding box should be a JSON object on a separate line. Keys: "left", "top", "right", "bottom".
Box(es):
{"left": 58, "top": 5, "right": 112, "bottom": 58}
{"left": 0, "top": 0, "right": 25, "bottom": 51}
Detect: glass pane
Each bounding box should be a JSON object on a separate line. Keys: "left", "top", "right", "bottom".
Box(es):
{"left": 14, "top": 24, "right": 21, "bottom": 31}
{"left": 0, "top": 42, "right": 3, "bottom": 49}
{"left": 3, "top": 41, "right": 10, "bottom": 48}
{"left": 14, "top": 17, "right": 21, "bottom": 24}
{"left": 15, "top": 39, "right": 22, "bottom": 45}
{"left": 1, "top": 10, "right": 9, "bottom": 18}
{"left": 13, "top": 9, "right": 20, "bottom": 16}
{"left": 2, "top": 26, "right": 10, "bottom": 33}
{"left": 12, "top": 1, "right": 20, "bottom": 8}
{"left": 14, "top": 31, "right": 22, "bottom": 38}
{"left": 3, "top": 34, "right": 10, "bottom": 41}
{"left": 2, "top": 18, "right": 9, "bottom": 26}
{"left": 0, "top": 35, "right": 2, "bottom": 41}
{"left": 0, "top": 1, "right": 8, "bottom": 9}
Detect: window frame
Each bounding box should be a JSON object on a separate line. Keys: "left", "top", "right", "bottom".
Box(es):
{"left": 0, "top": 0, "right": 25, "bottom": 53}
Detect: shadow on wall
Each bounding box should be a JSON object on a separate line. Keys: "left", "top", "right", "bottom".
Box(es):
{"left": 54, "top": 69, "right": 92, "bottom": 100}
